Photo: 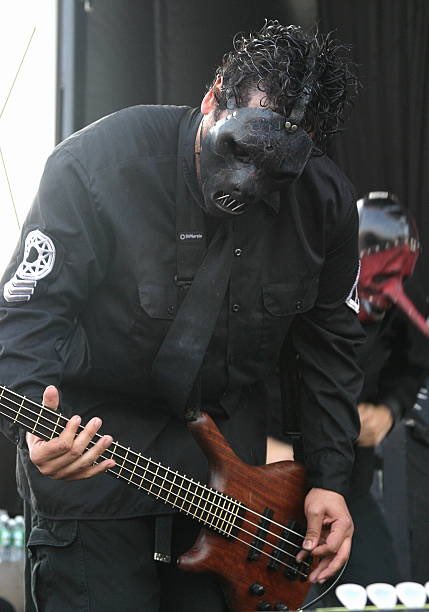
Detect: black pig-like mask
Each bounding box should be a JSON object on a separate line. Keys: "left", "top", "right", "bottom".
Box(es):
{"left": 199, "top": 107, "right": 313, "bottom": 218}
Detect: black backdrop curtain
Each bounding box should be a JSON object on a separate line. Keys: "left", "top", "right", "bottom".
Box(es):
{"left": 61, "top": 0, "right": 428, "bottom": 288}
{"left": 318, "top": 0, "right": 429, "bottom": 291}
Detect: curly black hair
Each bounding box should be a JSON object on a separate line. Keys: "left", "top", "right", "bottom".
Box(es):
{"left": 212, "top": 20, "right": 359, "bottom": 151}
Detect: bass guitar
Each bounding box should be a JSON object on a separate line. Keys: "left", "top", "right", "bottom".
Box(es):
{"left": 0, "top": 385, "right": 330, "bottom": 612}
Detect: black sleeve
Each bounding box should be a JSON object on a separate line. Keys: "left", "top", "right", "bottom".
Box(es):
{"left": 287, "top": 201, "right": 364, "bottom": 497}
{"left": 0, "top": 147, "right": 111, "bottom": 444}
{"left": 377, "top": 280, "right": 429, "bottom": 422}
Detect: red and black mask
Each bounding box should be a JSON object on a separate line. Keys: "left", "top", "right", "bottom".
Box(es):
{"left": 358, "top": 192, "right": 429, "bottom": 337}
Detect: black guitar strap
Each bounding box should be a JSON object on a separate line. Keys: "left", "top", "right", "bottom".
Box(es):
{"left": 151, "top": 113, "right": 233, "bottom": 421}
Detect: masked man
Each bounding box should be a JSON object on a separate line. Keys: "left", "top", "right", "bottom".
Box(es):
{"left": 0, "top": 22, "right": 363, "bottom": 612}
{"left": 344, "top": 191, "right": 429, "bottom": 586}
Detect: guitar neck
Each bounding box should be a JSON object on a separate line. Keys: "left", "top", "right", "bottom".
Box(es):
{"left": 0, "top": 385, "right": 242, "bottom": 536}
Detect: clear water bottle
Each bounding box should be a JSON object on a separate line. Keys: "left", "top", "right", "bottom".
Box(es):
{"left": 0, "top": 512, "right": 11, "bottom": 562}
{"left": 10, "top": 515, "right": 25, "bottom": 562}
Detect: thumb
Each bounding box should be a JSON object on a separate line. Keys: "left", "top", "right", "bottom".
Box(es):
{"left": 303, "top": 513, "right": 323, "bottom": 551}
{"left": 42, "top": 385, "right": 60, "bottom": 410}
{"left": 26, "top": 385, "right": 60, "bottom": 451}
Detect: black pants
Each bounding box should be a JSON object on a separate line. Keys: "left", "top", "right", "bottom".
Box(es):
{"left": 24, "top": 506, "right": 228, "bottom": 612}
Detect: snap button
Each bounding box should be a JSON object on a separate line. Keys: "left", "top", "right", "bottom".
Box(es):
{"left": 231, "top": 303, "right": 240, "bottom": 313}
{"left": 234, "top": 248, "right": 242, "bottom": 257}
{"left": 295, "top": 300, "right": 303, "bottom": 311}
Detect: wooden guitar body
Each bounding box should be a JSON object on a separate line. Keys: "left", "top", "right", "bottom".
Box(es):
{"left": 178, "top": 413, "right": 314, "bottom": 612}
{"left": 0, "top": 386, "right": 317, "bottom": 612}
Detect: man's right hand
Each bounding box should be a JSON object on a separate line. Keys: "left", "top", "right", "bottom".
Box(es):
{"left": 26, "top": 385, "right": 115, "bottom": 480}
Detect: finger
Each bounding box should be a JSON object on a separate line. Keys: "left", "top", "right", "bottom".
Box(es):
{"left": 34, "top": 416, "right": 103, "bottom": 473}
{"left": 308, "top": 555, "right": 331, "bottom": 583}
{"left": 69, "top": 458, "right": 116, "bottom": 480}
{"left": 311, "top": 517, "right": 352, "bottom": 558}
{"left": 51, "top": 435, "right": 115, "bottom": 480}
{"left": 42, "top": 385, "right": 60, "bottom": 410}
{"left": 26, "top": 386, "right": 61, "bottom": 449}
{"left": 30, "top": 415, "right": 82, "bottom": 465}
{"left": 66, "top": 416, "right": 104, "bottom": 456}
{"left": 310, "top": 538, "right": 352, "bottom": 583}
{"left": 38, "top": 429, "right": 111, "bottom": 476}
{"left": 302, "top": 508, "right": 324, "bottom": 552}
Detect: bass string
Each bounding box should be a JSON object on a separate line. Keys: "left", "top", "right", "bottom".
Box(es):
{"left": 0, "top": 388, "right": 310, "bottom": 570}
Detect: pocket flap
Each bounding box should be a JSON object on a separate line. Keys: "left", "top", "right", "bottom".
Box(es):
{"left": 138, "top": 282, "right": 177, "bottom": 320}
{"left": 263, "top": 277, "right": 319, "bottom": 316}
{"left": 27, "top": 519, "right": 78, "bottom": 548}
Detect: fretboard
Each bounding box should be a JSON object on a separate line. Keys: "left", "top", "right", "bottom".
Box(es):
{"left": 0, "top": 385, "right": 242, "bottom": 536}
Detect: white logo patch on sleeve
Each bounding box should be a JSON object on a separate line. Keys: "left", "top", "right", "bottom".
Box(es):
{"left": 345, "top": 260, "right": 360, "bottom": 313}
{"left": 3, "top": 229, "right": 56, "bottom": 303}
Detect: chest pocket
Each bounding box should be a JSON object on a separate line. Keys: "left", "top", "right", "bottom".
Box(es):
{"left": 259, "top": 276, "right": 319, "bottom": 362}
{"left": 128, "top": 281, "right": 179, "bottom": 370}
{"left": 262, "top": 276, "right": 319, "bottom": 316}
{"left": 138, "top": 281, "right": 178, "bottom": 320}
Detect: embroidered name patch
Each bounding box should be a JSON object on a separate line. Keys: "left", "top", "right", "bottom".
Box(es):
{"left": 3, "top": 229, "right": 56, "bottom": 303}
{"left": 178, "top": 232, "right": 204, "bottom": 241}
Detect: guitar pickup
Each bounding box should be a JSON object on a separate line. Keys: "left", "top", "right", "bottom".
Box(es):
{"left": 281, "top": 521, "right": 311, "bottom": 581}
{"left": 267, "top": 525, "right": 291, "bottom": 571}
{"left": 247, "top": 508, "right": 274, "bottom": 561}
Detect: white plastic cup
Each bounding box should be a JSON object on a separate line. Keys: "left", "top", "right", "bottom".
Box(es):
{"left": 336, "top": 584, "right": 368, "bottom": 610}
{"left": 366, "top": 582, "right": 397, "bottom": 609}
{"left": 395, "top": 581, "right": 427, "bottom": 608}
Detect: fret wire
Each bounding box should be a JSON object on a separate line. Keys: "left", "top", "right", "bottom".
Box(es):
{"left": 187, "top": 481, "right": 198, "bottom": 520}
{"left": 174, "top": 475, "right": 186, "bottom": 508}
{"left": 127, "top": 452, "right": 141, "bottom": 485}
{"left": 148, "top": 463, "right": 160, "bottom": 495}
{"left": 31, "top": 407, "right": 42, "bottom": 433}
{"left": 192, "top": 481, "right": 203, "bottom": 520}
{"left": 117, "top": 447, "right": 130, "bottom": 479}
{"left": 179, "top": 478, "right": 191, "bottom": 513}
{"left": 13, "top": 395, "right": 25, "bottom": 424}
{"left": 211, "top": 490, "right": 223, "bottom": 531}
{"left": 110, "top": 442, "right": 118, "bottom": 473}
{"left": 138, "top": 458, "right": 150, "bottom": 489}
{"left": 0, "top": 392, "right": 310, "bottom": 563}
{"left": 215, "top": 495, "right": 230, "bottom": 533}
{"left": 155, "top": 463, "right": 168, "bottom": 499}
{"left": 218, "top": 498, "right": 232, "bottom": 535}
{"left": 206, "top": 490, "right": 216, "bottom": 529}
{"left": 198, "top": 485, "right": 212, "bottom": 526}
{"left": 226, "top": 501, "right": 241, "bottom": 537}
{"left": 164, "top": 471, "right": 178, "bottom": 505}
{"left": 51, "top": 413, "right": 62, "bottom": 440}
